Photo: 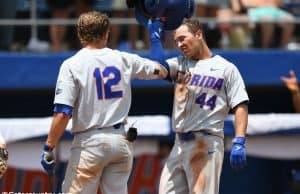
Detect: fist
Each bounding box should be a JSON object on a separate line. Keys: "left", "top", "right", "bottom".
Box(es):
{"left": 41, "top": 144, "right": 56, "bottom": 175}
{"left": 175, "top": 71, "right": 191, "bottom": 84}
{"left": 147, "top": 18, "right": 163, "bottom": 42}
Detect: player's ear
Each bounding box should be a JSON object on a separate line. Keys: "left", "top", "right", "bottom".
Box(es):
{"left": 105, "top": 30, "right": 110, "bottom": 41}
{"left": 195, "top": 30, "right": 203, "bottom": 40}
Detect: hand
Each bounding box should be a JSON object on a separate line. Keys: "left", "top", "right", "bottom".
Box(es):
{"left": 41, "top": 144, "right": 55, "bottom": 175}
{"left": 175, "top": 71, "right": 191, "bottom": 84}
{"left": 230, "top": 137, "right": 246, "bottom": 170}
{"left": 0, "top": 146, "right": 8, "bottom": 178}
{"left": 126, "top": 127, "right": 138, "bottom": 142}
{"left": 281, "top": 70, "right": 299, "bottom": 93}
{"left": 147, "top": 18, "right": 163, "bottom": 42}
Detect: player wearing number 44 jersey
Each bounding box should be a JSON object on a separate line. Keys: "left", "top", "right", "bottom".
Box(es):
{"left": 148, "top": 18, "right": 249, "bottom": 194}
{"left": 40, "top": 11, "right": 168, "bottom": 194}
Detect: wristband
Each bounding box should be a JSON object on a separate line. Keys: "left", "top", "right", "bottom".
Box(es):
{"left": 232, "top": 136, "right": 246, "bottom": 145}
{"left": 43, "top": 144, "right": 53, "bottom": 152}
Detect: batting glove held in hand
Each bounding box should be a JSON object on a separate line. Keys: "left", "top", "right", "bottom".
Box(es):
{"left": 230, "top": 137, "right": 246, "bottom": 170}
{"left": 147, "top": 18, "right": 163, "bottom": 42}
{"left": 41, "top": 144, "right": 55, "bottom": 175}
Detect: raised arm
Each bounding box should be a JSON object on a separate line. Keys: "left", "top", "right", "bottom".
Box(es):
{"left": 281, "top": 70, "right": 300, "bottom": 113}
{"left": 147, "top": 18, "right": 171, "bottom": 81}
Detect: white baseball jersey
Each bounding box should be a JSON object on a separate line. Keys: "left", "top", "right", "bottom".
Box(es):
{"left": 167, "top": 54, "right": 249, "bottom": 134}
{"left": 54, "top": 48, "right": 158, "bottom": 133}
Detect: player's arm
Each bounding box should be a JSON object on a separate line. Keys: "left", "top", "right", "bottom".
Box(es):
{"left": 41, "top": 61, "right": 77, "bottom": 174}
{"left": 233, "top": 102, "right": 248, "bottom": 137}
{"left": 281, "top": 70, "right": 300, "bottom": 113}
{"left": 41, "top": 104, "right": 72, "bottom": 175}
{"left": 225, "top": 64, "right": 249, "bottom": 170}
{"left": 230, "top": 101, "right": 248, "bottom": 170}
{"left": 152, "top": 63, "right": 168, "bottom": 79}
{"left": 46, "top": 104, "right": 72, "bottom": 148}
{"left": 147, "top": 18, "right": 172, "bottom": 81}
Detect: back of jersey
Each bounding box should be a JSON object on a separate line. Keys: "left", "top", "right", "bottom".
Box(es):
{"left": 54, "top": 47, "right": 157, "bottom": 133}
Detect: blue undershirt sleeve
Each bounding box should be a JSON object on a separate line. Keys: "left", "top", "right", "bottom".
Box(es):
{"left": 53, "top": 104, "right": 73, "bottom": 116}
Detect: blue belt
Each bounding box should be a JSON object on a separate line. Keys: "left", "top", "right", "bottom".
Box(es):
{"left": 177, "top": 131, "right": 210, "bottom": 141}
{"left": 112, "top": 123, "right": 122, "bottom": 129}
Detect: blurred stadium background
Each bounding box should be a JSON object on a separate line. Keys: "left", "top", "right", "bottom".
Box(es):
{"left": 0, "top": 0, "right": 300, "bottom": 194}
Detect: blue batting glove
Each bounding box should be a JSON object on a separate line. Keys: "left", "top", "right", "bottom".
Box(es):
{"left": 147, "top": 18, "right": 163, "bottom": 42}
{"left": 41, "top": 144, "right": 55, "bottom": 175}
{"left": 230, "top": 137, "right": 246, "bottom": 170}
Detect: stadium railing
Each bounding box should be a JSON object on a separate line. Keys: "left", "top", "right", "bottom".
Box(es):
{"left": 0, "top": 0, "right": 299, "bottom": 49}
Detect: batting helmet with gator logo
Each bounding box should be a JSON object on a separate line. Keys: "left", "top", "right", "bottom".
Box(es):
{"left": 127, "top": 0, "right": 194, "bottom": 30}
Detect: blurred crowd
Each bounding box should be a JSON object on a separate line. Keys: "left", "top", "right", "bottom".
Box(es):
{"left": 0, "top": 0, "right": 299, "bottom": 52}
{"left": 197, "top": 0, "right": 299, "bottom": 50}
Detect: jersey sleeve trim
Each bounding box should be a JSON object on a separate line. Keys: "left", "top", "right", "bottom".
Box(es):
{"left": 53, "top": 103, "right": 73, "bottom": 116}
{"left": 231, "top": 100, "right": 249, "bottom": 110}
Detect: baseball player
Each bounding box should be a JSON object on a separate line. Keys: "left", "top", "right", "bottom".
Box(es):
{"left": 148, "top": 18, "right": 249, "bottom": 194}
{"left": 40, "top": 11, "right": 168, "bottom": 194}
{"left": 0, "top": 132, "right": 8, "bottom": 178}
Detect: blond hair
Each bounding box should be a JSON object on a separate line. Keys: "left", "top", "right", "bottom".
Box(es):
{"left": 76, "top": 11, "right": 110, "bottom": 46}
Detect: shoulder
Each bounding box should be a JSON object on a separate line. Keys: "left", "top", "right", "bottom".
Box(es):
{"left": 119, "top": 50, "right": 157, "bottom": 66}
{"left": 213, "top": 55, "right": 232, "bottom": 64}
{"left": 59, "top": 52, "right": 82, "bottom": 73}
{"left": 118, "top": 50, "right": 137, "bottom": 58}
{"left": 167, "top": 56, "right": 186, "bottom": 66}
{"left": 62, "top": 49, "right": 85, "bottom": 64}
{"left": 213, "top": 55, "right": 237, "bottom": 69}
{"left": 60, "top": 55, "right": 78, "bottom": 70}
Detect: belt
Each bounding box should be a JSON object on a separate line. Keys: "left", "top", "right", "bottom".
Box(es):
{"left": 112, "top": 123, "right": 122, "bottom": 129}
{"left": 97, "top": 122, "right": 123, "bottom": 130}
{"left": 177, "top": 131, "right": 211, "bottom": 141}
{"left": 74, "top": 123, "right": 124, "bottom": 135}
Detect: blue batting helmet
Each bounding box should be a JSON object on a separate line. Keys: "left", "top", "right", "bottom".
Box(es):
{"left": 127, "top": 0, "right": 195, "bottom": 30}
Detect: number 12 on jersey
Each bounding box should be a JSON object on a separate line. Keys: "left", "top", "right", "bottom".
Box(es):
{"left": 195, "top": 93, "right": 217, "bottom": 110}
{"left": 93, "top": 66, "right": 123, "bottom": 99}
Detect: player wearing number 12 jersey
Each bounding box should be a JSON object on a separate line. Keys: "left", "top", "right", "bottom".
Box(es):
{"left": 40, "top": 11, "right": 167, "bottom": 194}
